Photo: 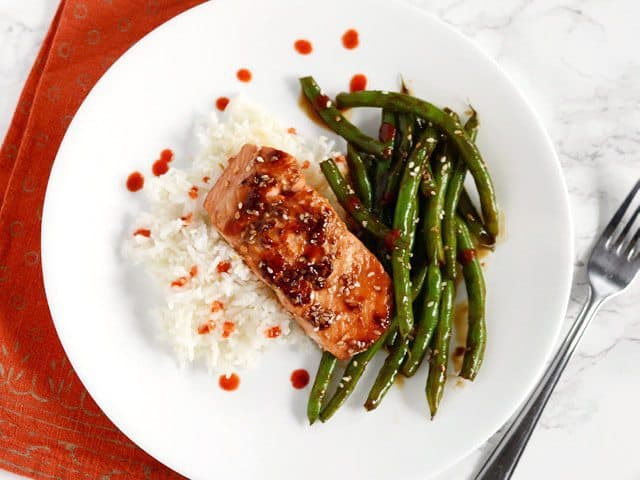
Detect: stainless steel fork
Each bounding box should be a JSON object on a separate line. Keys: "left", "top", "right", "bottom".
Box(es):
{"left": 474, "top": 179, "right": 640, "bottom": 480}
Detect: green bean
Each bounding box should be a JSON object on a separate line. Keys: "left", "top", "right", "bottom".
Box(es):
{"left": 410, "top": 263, "right": 428, "bottom": 300}
{"left": 385, "top": 329, "right": 398, "bottom": 349}
{"left": 346, "top": 145, "right": 373, "bottom": 209}
{"left": 387, "top": 263, "right": 426, "bottom": 348}
{"left": 426, "top": 279, "right": 454, "bottom": 418}
{"left": 442, "top": 111, "right": 480, "bottom": 280}
{"left": 423, "top": 143, "right": 452, "bottom": 265}
{"left": 307, "top": 352, "right": 337, "bottom": 424}
{"left": 420, "top": 161, "right": 437, "bottom": 198}
{"left": 382, "top": 114, "right": 415, "bottom": 214}
{"left": 392, "top": 127, "right": 439, "bottom": 338}
{"left": 335, "top": 91, "right": 499, "bottom": 238}
{"left": 320, "top": 159, "right": 399, "bottom": 245}
{"left": 374, "top": 110, "right": 397, "bottom": 211}
{"left": 443, "top": 107, "right": 461, "bottom": 124}
{"left": 365, "top": 336, "right": 410, "bottom": 410}
{"left": 319, "top": 319, "right": 397, "bottom": 422}
{"left": 456, "top": 217, "right": 487, "bottom": 380}
{"left": 299, "top": 77, "right": 390, "bottom": 158}
{"left": 458, "top": 190, "right": 495, "bottom": 249}
{"left": 402, "top": 264, "right": 442, "bottom": 377}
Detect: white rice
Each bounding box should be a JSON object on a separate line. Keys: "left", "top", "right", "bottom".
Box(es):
{"left": 123, "top": 97, "right": 342, "bottom": 373}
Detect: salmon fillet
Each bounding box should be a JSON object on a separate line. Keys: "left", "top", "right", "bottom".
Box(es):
{"left": 203, "top": 144, "right": 392, "bottom": 359}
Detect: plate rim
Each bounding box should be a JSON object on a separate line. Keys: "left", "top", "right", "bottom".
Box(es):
{"left": 41, "top": 0, "right": 575, "bottom": 477}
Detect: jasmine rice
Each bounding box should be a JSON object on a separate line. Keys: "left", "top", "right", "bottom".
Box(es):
{"left": 124, "top": 97, "right": 342, "bottom": 373}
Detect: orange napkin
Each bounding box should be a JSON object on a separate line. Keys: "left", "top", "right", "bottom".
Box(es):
{"left": 0, "top": 1, "right": 205, "bottom": 478}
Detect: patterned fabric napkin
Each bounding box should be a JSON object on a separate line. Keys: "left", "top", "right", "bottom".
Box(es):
{"left": 0, "top": 1, "right": 205, "bottom": 478}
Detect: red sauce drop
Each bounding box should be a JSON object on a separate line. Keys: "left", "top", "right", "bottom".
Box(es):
{"left": 181, "top": 212, "right": 193, "bottom": 225}
{"left": 126, "top": 172, "right": 144, "bottom": 192}
{"left": 294, "top": 39, "right": 313, "bottom": 55}
{"left": 133, "top": 228, "right": 151, "bottom": 237}
{"left": 216, "top": 261, "right": 231, "bottom": 273}
{"left": 290, "top": 369, "right": 310, "bottom": 389}
{"left": 216, "top": 96, "right": 230, "bottom": 111}
{"left": 383, "top": 229, "right": 401, "bottom": 250}
{"left": 345, "top": 195, "right": 362, "bottom": 212}
{"left": 349, "top": 74, "right": 367, "bottom": 92}
{"left": 266, "top": 326, "right": 282, "bottom": 338}
{"left": 342, "top": 29, "right": 359, "bottom": 49}
{"left": 314, "top": 94, "right": 332, "bottom": 110}
{"left": 379, "top": 122, "right": 396, "bottom": 143}
{"left": 152, "top": 159, "right": 170, "bottom": 176}
{"left": 459, "top": 248, "right": 477, "bottom": 265}
{"left": 160, "top": 149, "right": 174, "bottom": 163}
{"left": 198, "top": 321, "right": 216, "bottom": 334}
{"left": 236, "top": 68, "right": 252, "bottom": 82}
{"left": 188, "top": 186, "right": 199, "bottom": 199}
{"left": 219, "top": 373, "right": 240, "bottom": 391}
{"left": 211, "top": 300, "right": 224, "bottom": 313}
{"left": 171, "top": 276, "right": 188, "bottom": 288}
{"left": 222, "top": 321, "right": 235, "bottom": 338}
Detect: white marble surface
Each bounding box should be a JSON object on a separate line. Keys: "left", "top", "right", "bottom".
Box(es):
{"left": 0, "top": 1, "right": 638, "bottom": 479}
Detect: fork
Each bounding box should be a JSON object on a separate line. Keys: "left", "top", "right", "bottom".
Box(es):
{"left": 474, "top": 179, "right": 640, "bottom": 480}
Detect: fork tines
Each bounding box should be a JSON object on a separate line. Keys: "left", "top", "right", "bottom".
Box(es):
{"left": 602, "top": 179, "right": 640, "bottom": 260}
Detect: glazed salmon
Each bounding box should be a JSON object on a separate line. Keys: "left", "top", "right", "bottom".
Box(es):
{"left": 204, "top": 144, "right": 392, "bottom": 359}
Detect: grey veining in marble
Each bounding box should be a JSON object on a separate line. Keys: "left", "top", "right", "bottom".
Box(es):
{"left": 0, "top": 1, "right": 638, "bottom": 479}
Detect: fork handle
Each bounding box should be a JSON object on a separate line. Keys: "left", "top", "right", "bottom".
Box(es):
{"left": 474, "top": 285, "right": 606, "bottom": 479}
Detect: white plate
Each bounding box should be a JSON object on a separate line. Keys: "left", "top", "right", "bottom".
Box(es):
{"left": 41, "top": 0, "right": 573, "bottom": 478}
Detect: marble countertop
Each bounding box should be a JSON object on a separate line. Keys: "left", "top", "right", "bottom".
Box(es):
{"left": 1, "top": 1, "right": 638, "bottom": 479}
